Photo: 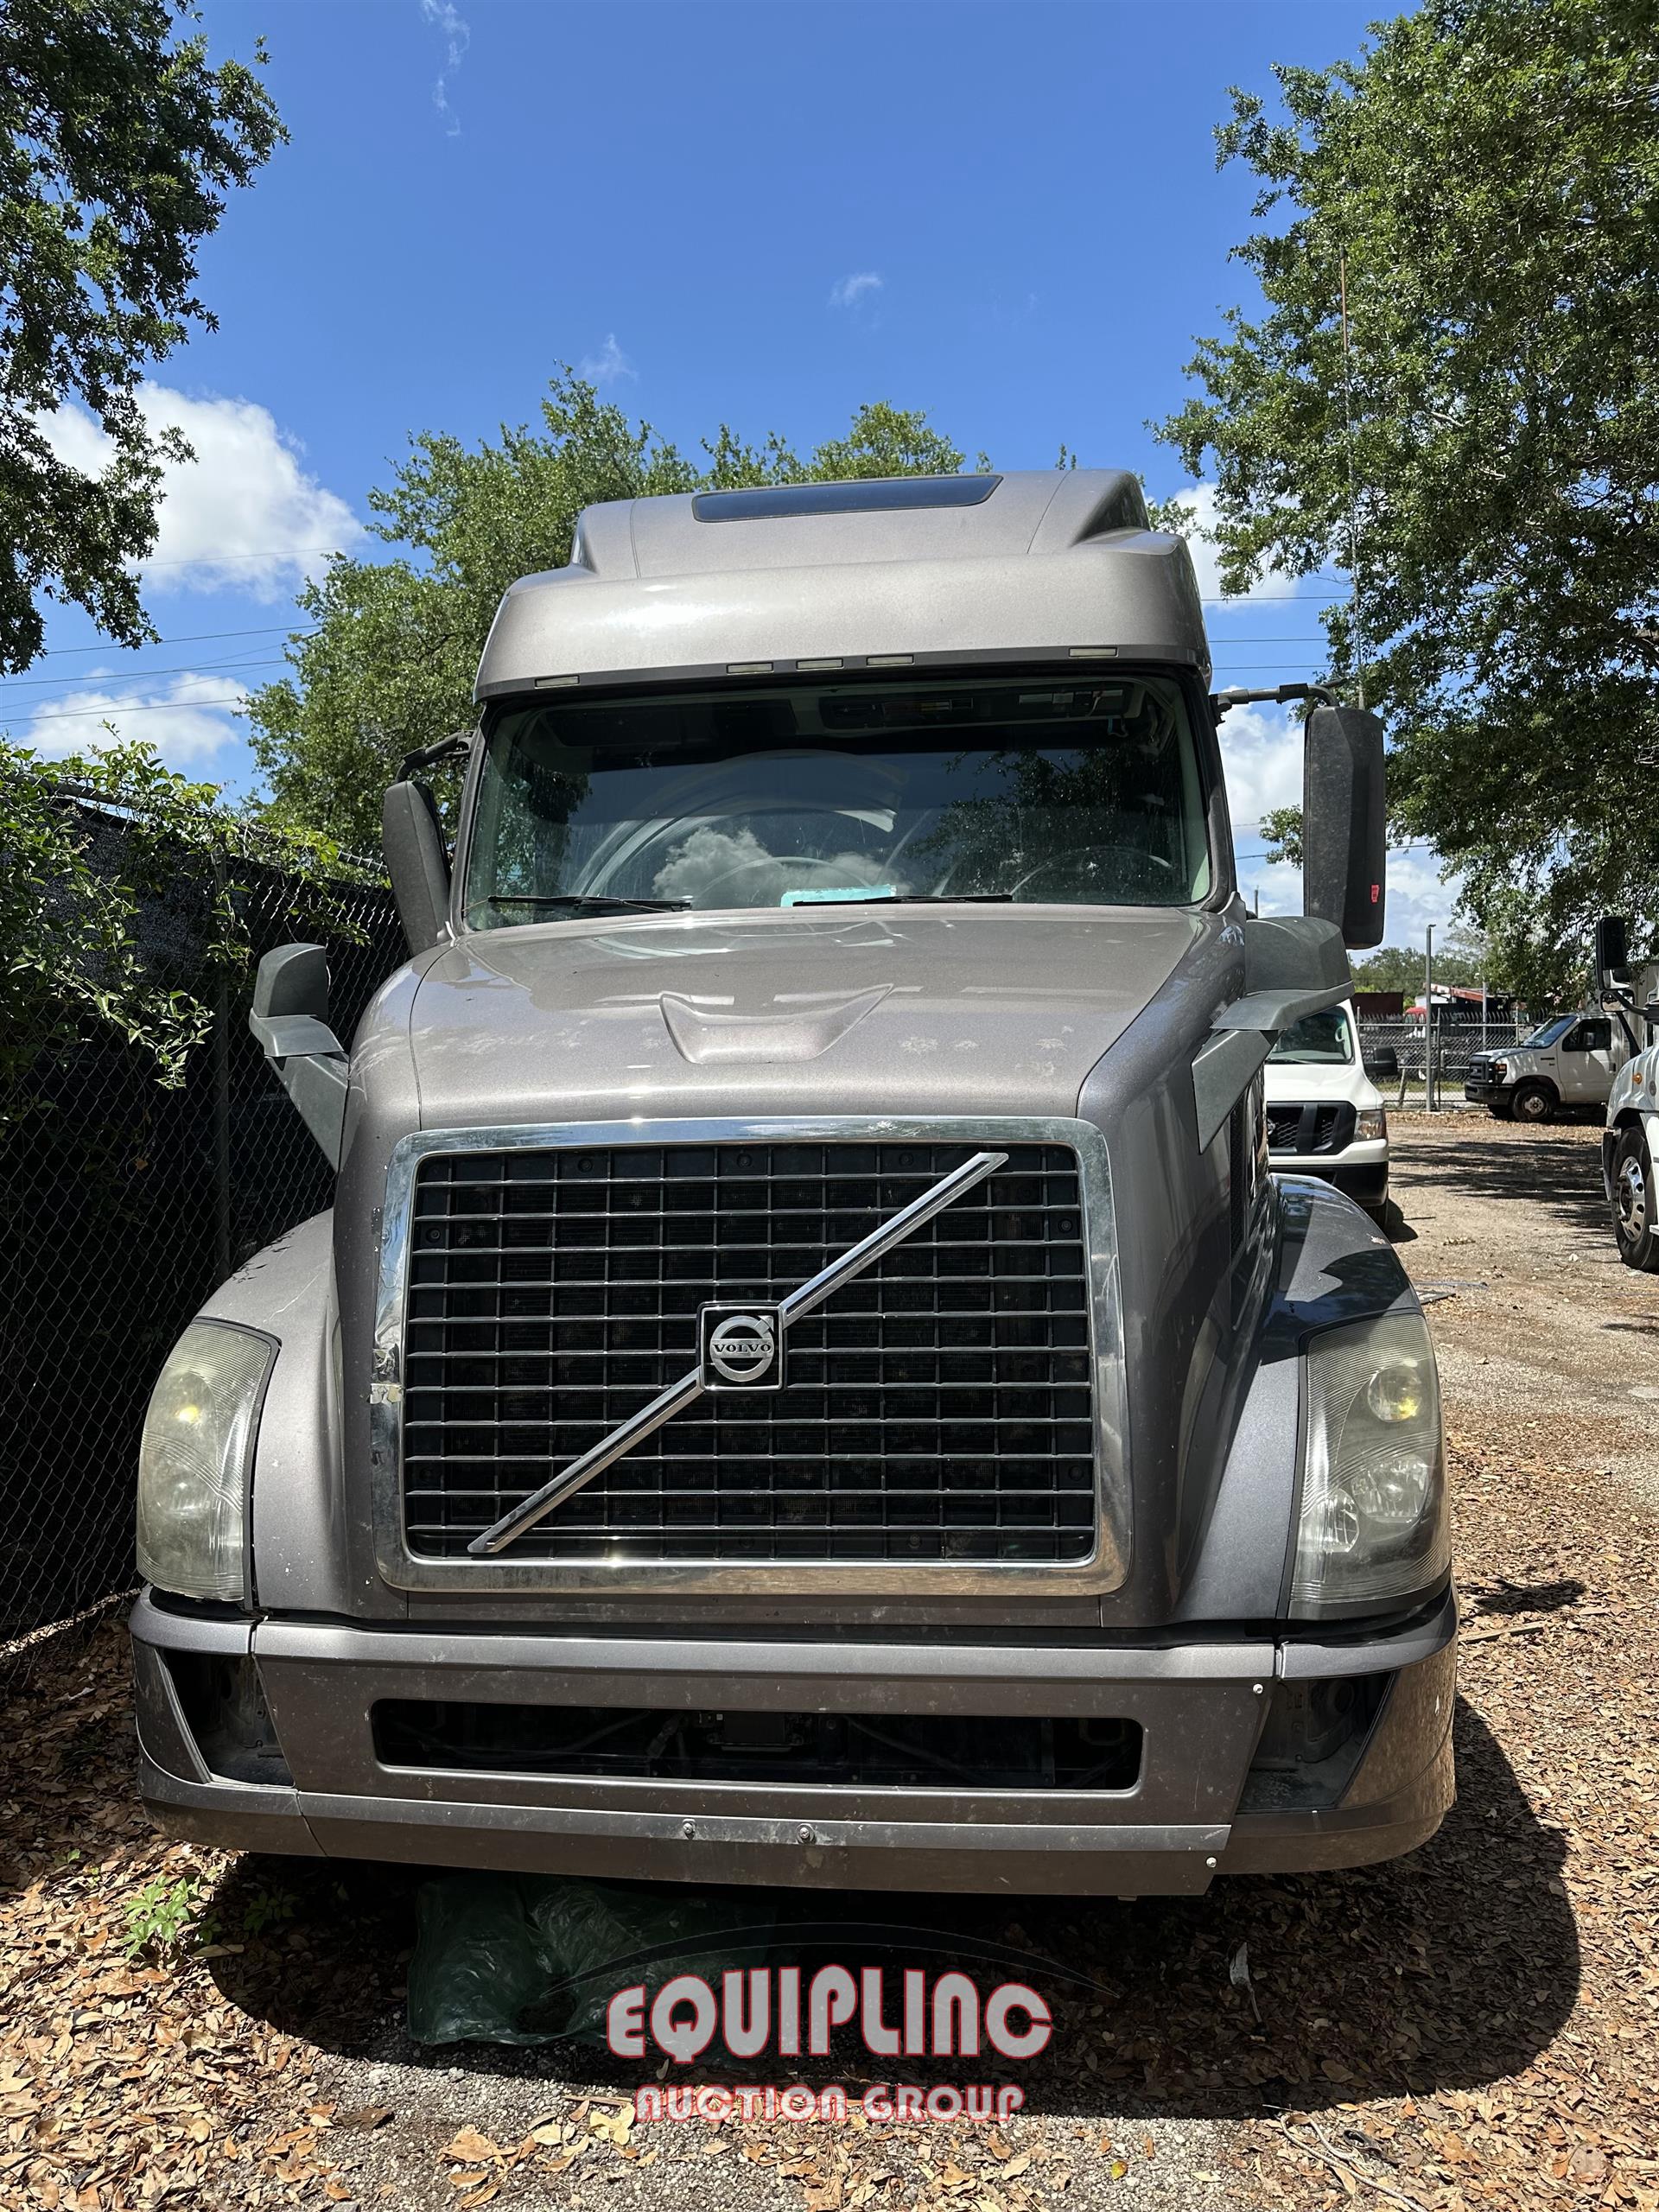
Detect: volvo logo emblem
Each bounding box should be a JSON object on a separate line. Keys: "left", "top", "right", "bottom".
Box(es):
{"left": 699, "top": 1302, "right": 785, "bottom": 1390}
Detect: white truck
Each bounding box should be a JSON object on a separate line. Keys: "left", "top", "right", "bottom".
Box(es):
{"left": 1594, "top": 918, "right": 1659, "bottom": 1270}
{"left": 1464, "top": 1011, "right": 1624, "bottom": 1122}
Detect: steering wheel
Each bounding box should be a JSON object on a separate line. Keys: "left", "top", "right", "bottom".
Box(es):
{"left": 1008, "top": 844, "right": 1176, "bottom": 900}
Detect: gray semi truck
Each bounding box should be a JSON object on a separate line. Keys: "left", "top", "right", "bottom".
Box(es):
{"left": 130, "top": 470, "right": 1454, "bottom": 1896}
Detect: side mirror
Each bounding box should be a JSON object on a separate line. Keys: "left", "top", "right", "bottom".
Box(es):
{"left": 249, "top": 944, "right": 347, "bottom": 1167}
{"left": 383, "top": 780, "right": 452, "bottom": 953}
{"left": 1365, "top": 1044, "right": 1400, "bottom": 1080}
{"left": 1595, "top": 913, "right": 1630, "bottom": 991}
{"left": 1304, "top": 705, "right": 1386, "bottom": 949}
{"left": 251, "top": 940, "right": 330, "bottom": 1030}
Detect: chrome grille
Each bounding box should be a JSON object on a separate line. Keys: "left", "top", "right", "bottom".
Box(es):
{"left": 399, "top": 1139, "right": 1096, "bottom": 1565}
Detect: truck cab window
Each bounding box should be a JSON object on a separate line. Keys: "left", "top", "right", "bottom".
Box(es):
{"left": 464, "top": 672, "right": 1212, "bottom": 926}
{"left": 1268, "top": 1006, "right": 1354, "bottom": 1065}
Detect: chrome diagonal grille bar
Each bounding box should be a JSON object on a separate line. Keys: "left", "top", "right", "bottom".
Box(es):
{"left": 466, "top": 1147, "right": 1010, "bottom": 1557}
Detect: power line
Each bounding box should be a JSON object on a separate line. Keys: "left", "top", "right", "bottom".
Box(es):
{"left": 33, "top": 623, "right": 315, "bottom": 660}
{"left": 132, "top": 544, "right": 352, "bottom": 569}
{"left": 0, "top": 653, "right": 294, "bottom": 698}
{"left": 7, "top": 691, "right": 250, "bottom": 727}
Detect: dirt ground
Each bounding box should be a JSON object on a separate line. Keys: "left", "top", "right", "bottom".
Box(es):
{"left": 4, "top": 1115, "right": 1658, "bottom": 2212}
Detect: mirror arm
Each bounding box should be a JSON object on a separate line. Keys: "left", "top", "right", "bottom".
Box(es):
{"left": 249, "top": 942, "right": 348, "bottom": 1168}
{"left": 1192, "top": 917, "right": 1351, "bottom": 1152}
{"left": 1212, "top": 981, "right": 1351, "bottom": 1035}
{"left": 1211, "top": 681, "right": 1340, "bottom": 720}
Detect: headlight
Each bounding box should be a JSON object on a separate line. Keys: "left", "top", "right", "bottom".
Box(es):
{"left": 1494, "top": 1059, "right": 1510, "bottom": 1081}
{"left": 1290, "top": 1310, "right": 1447, "bottom": 1618}
{"left": 137, "top": 1322, "right": 272, "bottom": 1602}
{"left": 1355, "top": 1105, "right": 1387, "bottom": 1141}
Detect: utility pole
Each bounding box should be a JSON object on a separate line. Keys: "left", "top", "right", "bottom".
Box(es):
{"left": 1424, "top": 925, "right": 1436, "bottom": 1113}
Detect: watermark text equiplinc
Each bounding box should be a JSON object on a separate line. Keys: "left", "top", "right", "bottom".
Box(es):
{"left": 607, "top": 1967, "right": 1052, "bottom": 2064}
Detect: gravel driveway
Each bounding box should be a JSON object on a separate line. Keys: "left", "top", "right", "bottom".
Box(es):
{"left": 4, "top": 1116, "right": 1656, "bottom": 2211}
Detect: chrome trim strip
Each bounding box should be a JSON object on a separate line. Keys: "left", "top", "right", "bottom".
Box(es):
{"left": 369, "top": 1116, "right": 1128, "bottom": 1597}
{"left": 467, "top": 1148, "right": 1009, "bottom": 1555}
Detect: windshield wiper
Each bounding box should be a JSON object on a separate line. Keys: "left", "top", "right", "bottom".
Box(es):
{"left": 483, "top": 893, "right": 692, "bottom": 916}
{"left": 829, "top": 891, "right": 1015, "bottom": 906}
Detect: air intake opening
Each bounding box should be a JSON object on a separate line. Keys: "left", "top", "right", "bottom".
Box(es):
{"left": 373, "top": 1700, "right": 1141, "bottom": 1792}
{"left": 692, "top": 475, "right": 1001, "bottom": 523}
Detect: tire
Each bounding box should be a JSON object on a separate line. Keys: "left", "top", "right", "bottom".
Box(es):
{"left": 1487, "top": 1102, "right": 1514, "bottom": 1122}
{"left": 1510, "top": 1081, "right": 1555, "bottom": 1125}
{"left": 1612, "top": 1123, "right": 1659, "bottom": 1272}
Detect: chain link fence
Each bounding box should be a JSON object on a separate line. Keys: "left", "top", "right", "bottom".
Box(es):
{"left": 0, "top": 799, "right": 404, "bottom": 1669}
{"left": 1356, "top": 1016, "right": 1524, "bottom": 1107}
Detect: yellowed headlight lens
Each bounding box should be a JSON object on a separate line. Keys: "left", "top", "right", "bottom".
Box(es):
{"left": 1366, "top": 1363, "right": 1424, "bottom": 1423}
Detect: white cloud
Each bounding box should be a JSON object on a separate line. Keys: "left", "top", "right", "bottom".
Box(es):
{"left": 420, "top": 0, "right": 469, "bottom": 134}
{"left": 1375, "top": 848, "right": 1465, "bottom": 950}
{"left": 1217, "top": 700, "right": 1304, "bottom": 847}
{"left": 579, "top": 334, "right": 636, "bottom": 385}
{"left": 1159, "top": 481, "right": 1301, "bottom": 607}
{"left": 1218, "top": 698, "right": 1461, "bottom": 944}
{"left": 38, "top": 383, "right": 361, "bottom": 600}
{"left": 10, "top": 671, "right": 249, "bottom": 770}
{"left": 829, "top": 270, "right": 883, "bottom": 310}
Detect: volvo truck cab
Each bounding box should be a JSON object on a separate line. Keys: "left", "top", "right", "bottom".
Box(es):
{"left": 130, "top": 471, "right": 1454, "bottom": 1896}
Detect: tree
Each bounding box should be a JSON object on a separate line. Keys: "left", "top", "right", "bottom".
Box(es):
{"left": 1, "top": 1, "right": 283, "bottom": 672}
{"left": 247, "top": 378, "right": 980, "bottom": 849}
{"left": 1349, "top": 931, "right": 1489, "bottom": 995}
{"left": 1156, "top": 0, "right": 1659, "bottom": 978}
{"left": 0, "top": 737, "right": 367, "bottom": 1123}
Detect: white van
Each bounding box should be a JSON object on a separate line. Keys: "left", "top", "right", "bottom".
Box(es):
{"left": 1263, "top": 999, "right": 1389, "bottom": 1217}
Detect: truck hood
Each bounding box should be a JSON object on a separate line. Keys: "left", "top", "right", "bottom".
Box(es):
{"left": 1262, "top": 1057, "right": 1382, "bottom": 1110}
{"left": 402, "top": 905, "right": 1211, "bottom": 1127}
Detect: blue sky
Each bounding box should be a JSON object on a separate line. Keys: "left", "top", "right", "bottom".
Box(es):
{"left": 7, "top": 0, "right": 1456, "bottom": 944}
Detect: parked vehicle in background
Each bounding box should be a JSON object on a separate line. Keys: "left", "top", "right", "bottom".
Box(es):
{"left": 129, "top": 469, "right": 1454, "bottom": 1897}
{"left": 1264, "top": 1000, "right": 1389, "bottom": 1217}
{"left": 1407, "top": 986, "right": 1517, "bottom": 1032}
{"left": 1465, "top": 1011, "right": 1623, "bottom": 1122}
{"left": 1595, "top": 918, "right": 1659, "bottom": 1270}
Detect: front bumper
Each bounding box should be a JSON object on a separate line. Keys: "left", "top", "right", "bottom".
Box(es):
{"left": 131, "top": 1590, "right": 1456, "bottom": 1896}
{"left": 1464, "top": 1077, "right": 1512, "bottom": 1105}
{"left": 1270, "top": 1141, "right": 1389, "bottom": 1211}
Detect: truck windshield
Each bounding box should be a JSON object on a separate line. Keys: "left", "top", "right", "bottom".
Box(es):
{"left": 1519, "top": 1016, "right": 1573, "bottom": 1047}
{"left": 464, "top": 671, "right": 1212, "bottom": 926}
{"left": 1268, "top": 1005, "right": 1354, "bottom": 1065}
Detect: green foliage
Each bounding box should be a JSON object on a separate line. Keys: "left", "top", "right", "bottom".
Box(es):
{"left": 1156, "top": 0, "right": 1659, "bottom": 974}
{"left": 1459, "top": 887, "right": 1590, "bottom": 1009}
{"left": 1349, "top": 933, "right": 1489, "bottom": 995}
{"left": 1258, "top": 804, "right": 1303, "bottom": 868}
{"left": 234, "top": 1883, "right": 296, "bottom": 1939}
{"left": 0, "top": 0, "right": 283, "bottom": 671}
{"left": 122, "top": 1872, "right": 205, "bottom": 1961}
{"left": 247, "top": 376, "right": 983, "bottom": 849}
{"left": 0, "top": 736, "right": 372, "bottom": 1123}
